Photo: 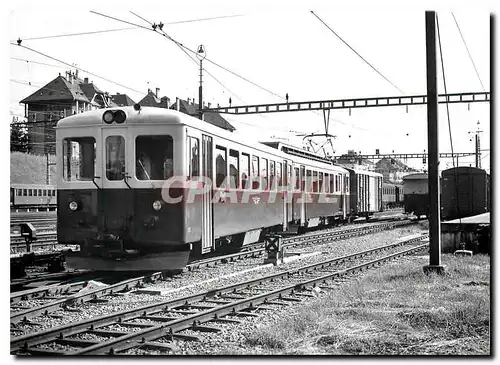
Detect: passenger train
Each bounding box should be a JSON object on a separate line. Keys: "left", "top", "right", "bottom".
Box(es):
{"left": 56, "top": 106, "right": 383, "bottom": 272}
{"left": 10, "top": 183, "right": 57, "bottom": 209}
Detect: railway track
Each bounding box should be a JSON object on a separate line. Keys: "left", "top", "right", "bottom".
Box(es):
{"left": 10, "top": 233, "right": 428, "bottom": 355}
{"left": 10, "top": 220, "right": 416, "bottom": 324}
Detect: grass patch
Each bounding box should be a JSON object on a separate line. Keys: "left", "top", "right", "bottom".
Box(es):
{"left": 241, "top": 254, "right": 490, "bottom": 355}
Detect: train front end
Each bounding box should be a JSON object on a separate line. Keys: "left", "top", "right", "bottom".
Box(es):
{"left": 56, "top": 107, "right": 190, "bottom": 271}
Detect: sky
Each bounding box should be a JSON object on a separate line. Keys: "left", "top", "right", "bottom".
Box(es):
{"left": 3, "top": 0, "right": 494, "bottom": 174}
{"left": 0, "top": 1, "right": 497, "bottom": 361}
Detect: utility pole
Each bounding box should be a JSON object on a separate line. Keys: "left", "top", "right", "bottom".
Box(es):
{"left": 424, "top": 11, "right": 445, "bottom": 274}
{"left": 197, "top": 45, "right": 206, "bottom": 120}
{"left": 468, "top": 120, "right": 483, "bottom": 168}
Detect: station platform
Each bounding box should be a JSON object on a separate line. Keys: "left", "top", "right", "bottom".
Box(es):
{"left": 441, "top": 213, "right": 490, "bottom": 254}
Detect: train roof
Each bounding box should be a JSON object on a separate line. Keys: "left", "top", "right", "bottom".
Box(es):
{"left": 11, "top": 183, "right": 57, "bottom": 188}
{"left": 402, "top": 173, "right": 428, "bottom": 180}
{"left": 343, "top": 167, "right": 383, "bottom": 178}
{"left": 56, "top": 107, "right": 348, "bottom": 173}
{"left": 441, "top": 166, "right": 489, "bottom": 176}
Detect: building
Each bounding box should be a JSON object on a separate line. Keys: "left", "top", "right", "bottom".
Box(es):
{"left": 20, "top": 71, "right": 112, "bottom": 154}
{"left": 334, "top": 150, "right": 376, "bottom": 171}
{"left": 170, "top": 97, "right": 236, "bottom": 132}
{"left": 375, "top": 157, "right": 417, "bottom": 183}
{"left": 138, "top": 88, "right": 170, "bottom": 108}
{"left": 111, "top": 93, "right": 136, "bottom": 107}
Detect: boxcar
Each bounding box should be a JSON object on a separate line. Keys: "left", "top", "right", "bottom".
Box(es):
{"left": 403, "top": 173, "right": 429, "bottom": 218}
{"left": 346, "top": 168, "right": 383, "bottom": 217}
{"left": 441, "top": 167, "right": 490, "bottom": 220}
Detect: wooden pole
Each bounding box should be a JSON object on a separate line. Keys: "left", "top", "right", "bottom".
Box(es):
{"left": 424, "top": 11, "right": 445, "bottom": 274}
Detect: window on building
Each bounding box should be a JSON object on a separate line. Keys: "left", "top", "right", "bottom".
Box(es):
{"left": 135, "top": 135, "right": 174, "bottom": 180}
{"left": 63, "top": 137, "right": 96, "bottom": 181}
{"left": 229, "top": 149, "right": 239, "bottom": 188}
{"left": 215, "top": 145, "right": 227, "bottom": 187}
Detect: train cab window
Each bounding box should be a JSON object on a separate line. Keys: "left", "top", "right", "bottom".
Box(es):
{"left": 215, "top": 145, "right": 227, "bottom": 188}
{"left": 63, "top": 137, "right": 96, "bottom": 181}
{"left": 186, "top": 136, "right": 200, "bottom": 179}
{"left": 261, "top": 158, "right": 268, "bottom": 190}
{"left": 135, "top": 135, "right": 174, "bottom": 180}
{"left": 229, "top": 149, "right": 239, "bottom": 188}
{"left": 252, "top": 156, "right": 259, "bottom": 189}
{"left": 240, "top": 153, "right": 250, "bottom": 189}
{"left": 105, "top": 136, "right": 126, "bottom": 181}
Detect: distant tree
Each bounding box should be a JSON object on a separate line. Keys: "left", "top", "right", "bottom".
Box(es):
{"left": 10, "top": 117, "right": 29, "bottom": 153}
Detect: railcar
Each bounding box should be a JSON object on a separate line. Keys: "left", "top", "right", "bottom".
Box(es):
{"left": 345, "top": 168, "right": 383, "bottom": 217}
{"left": 10, "top": 183, "right": 57, "bottom": 209}
{"left": 56, "top": 106, "right": 351, "bottom": 272}
{"left": 402, "top": 173, "right": 429, "bottom": 218}
{"left": 382, "top": 182, "right": 404, "bottom": 209}
{"left": 441, "top": 167, "right": 490, "bottom": 221}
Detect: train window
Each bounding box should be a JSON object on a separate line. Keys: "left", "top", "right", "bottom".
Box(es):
{"left": 135, "top": 135, "right": 174, "bottom": 180}
{"left": 312, "top": 171, "right": 318, "bottom": 192}
{"left": 33, "top": 189, "right": 37, "bottom": 196}
{"left": 261, "top": 158, "right": 268, "bottom": 190}
{"left": 287, "top": 164, "right": 291, "bottom": 187}
{"left": 229, "top": 149, "right": 239, "bottom": 188}
{"left": 269, "top": 161, "right": 275, "bottom": 190}
{"left": 319, "top": 172, "right": 324, "bottom": 192}
{"left": 294, "top": 167, "right": 300, "bottom": 189}
{"left": 252, "top": 156, "right": 259, "bottom": 189}
{"left": 16, "top": 189, "right": 22, "bottom": 196}
{"left": 23, "top": 189, "right": 27, "bottom": 196}
{"left": 240, "top": 153, "right": 250, "bottom": 189}
{"left": 42, "top": 189, "right": 46, "bottom": 196}
{"left": 306, "top": 170, "right": 312, "bottom": 192}
{"left": 324, "top": 174, "right": 329, "bottom": 193}
{"left": 277, "top": 162, "right": 283, "bottom": 187}
{"left": 105, "top": 136, "right": 126, "bottom": 181}
{"left": 38, "top": 189, "right": 42, "bottom": 196}
{"left": 186, "top": 136, "right": 200, "bottom": 179}
{"left": 215, "top": 145, "right": 227, "bottom": 188}
{"left": 28, "top": 189, "right": 32, "bottom": 196}
{"left": 63, "top": 137, "right": 96, "bottom": 181}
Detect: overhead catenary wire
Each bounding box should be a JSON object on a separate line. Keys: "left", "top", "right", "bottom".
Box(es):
{"left": 11, "top": 43, "right": 148, "bottom": 98}
{"left": 91, "top": 10, "right": 285, "bottom": 101}
{"left": 129, "top": 11, "right": 245, "bottom": 105}
{"left": 451, "top": 12, "right": 486, "bottom": 92}
{"left": 436, "top": 13, "right": 462, "bottom": 226}
{"left": 310, "top": 10, "right": 405, "bottom": 95}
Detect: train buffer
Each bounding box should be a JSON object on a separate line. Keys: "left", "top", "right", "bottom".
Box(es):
{"left": 264, "top": 234, "right": 285, "bottom": 266}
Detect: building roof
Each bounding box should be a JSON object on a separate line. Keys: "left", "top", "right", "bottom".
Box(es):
{"left": 111, "top": 93, "right": 136, "bottom": 107}
{"left": 20, "top": 75, "right": 90, "bottom": 104}
{"left": 138, "top": 90, "right": 167, "bottom": 107}
{"left": 170, "top": 99, "right": 236, "bottom": 132}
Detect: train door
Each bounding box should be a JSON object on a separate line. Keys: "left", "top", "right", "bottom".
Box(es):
{"left": 201, "top": 134, "right": 214, "bottom": 254}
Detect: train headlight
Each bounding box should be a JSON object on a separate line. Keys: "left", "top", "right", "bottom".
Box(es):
{"left": 69, "top": 201, "right": 78, "bottom": 211}
{"left": 152, "top": 200, "right": 162, "bottom": 211}
{"left": 103, "top": 111, "right": 114, "bottom": 124}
